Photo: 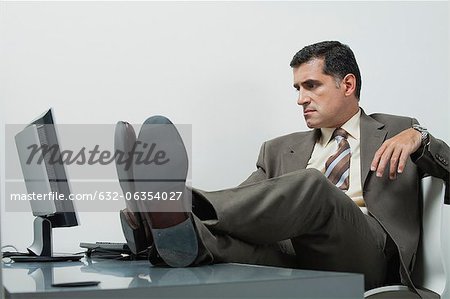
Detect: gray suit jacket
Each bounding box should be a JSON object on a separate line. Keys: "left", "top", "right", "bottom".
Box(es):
{"left": 241, "top": 109, "right": 449, "bottom": 285}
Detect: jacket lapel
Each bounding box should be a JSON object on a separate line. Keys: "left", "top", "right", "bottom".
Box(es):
{"left": 283, "top": 130, "right": 319, "bottom": 173}
{"left": 360, "top": 110, "right": 388, "bottom": 185}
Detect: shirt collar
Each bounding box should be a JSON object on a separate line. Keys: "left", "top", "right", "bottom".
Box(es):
{"left": 319, "top": 109, "right": 361, "bottom": 145}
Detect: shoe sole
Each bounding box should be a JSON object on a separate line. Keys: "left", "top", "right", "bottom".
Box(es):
{"left": 134, "top": 116, "right": 197, "bottom": 267}
{"left": 151, "top": 217, "right": 197, "bottom": 267}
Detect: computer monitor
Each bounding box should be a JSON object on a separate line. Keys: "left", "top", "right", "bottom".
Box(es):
{"left": 14, "top": 108, "right": 79, "bottom": 257}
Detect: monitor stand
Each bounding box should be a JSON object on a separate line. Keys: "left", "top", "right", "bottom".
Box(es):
{"left": 28, "top": 216, "right": 52, "bottom": 256}
{"left": 12, "top": 217, "right": 83, "bottom": 262}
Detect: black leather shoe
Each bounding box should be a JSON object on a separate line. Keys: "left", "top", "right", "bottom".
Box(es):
{"left": 115, "top": 121, "right": 153, "bottom": 255}
{"left": 133, "top": 115, "right": 198, "bottom": 267}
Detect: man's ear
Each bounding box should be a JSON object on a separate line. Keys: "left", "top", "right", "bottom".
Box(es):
{"left": 342, "top": 74, "right": 356, "bottom": 97}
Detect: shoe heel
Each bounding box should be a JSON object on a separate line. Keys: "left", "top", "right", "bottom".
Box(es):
{"left": 120, "top": 209, "right": 151, "bottom": 255}
{"left": 152, "top": 217, "right": 198, "bottom": 267}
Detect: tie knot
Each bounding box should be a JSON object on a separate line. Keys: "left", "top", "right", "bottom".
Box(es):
{"left": 332, "top": 128, "right": 348, "bottom": 140}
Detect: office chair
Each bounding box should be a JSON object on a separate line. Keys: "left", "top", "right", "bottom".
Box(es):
{"left": 365, "top": 176, "right": 449, "bottom": 299}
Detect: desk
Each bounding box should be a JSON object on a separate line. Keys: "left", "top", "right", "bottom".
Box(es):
{"left": 3, "top": 258, "right": 364, "bottom": 298}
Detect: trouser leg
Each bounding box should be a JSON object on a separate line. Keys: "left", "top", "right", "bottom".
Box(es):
{"left": 192, "top": 214, "right": 301, "bottom": 268}
{"left": 191, "top": 168, "right": 388, "bottom": 290}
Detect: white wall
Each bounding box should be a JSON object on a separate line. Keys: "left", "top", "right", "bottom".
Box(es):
{"left": 1, "top": 1, "right": 448, "bottom": 254}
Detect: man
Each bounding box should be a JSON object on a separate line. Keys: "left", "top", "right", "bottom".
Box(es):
{"left": 116, "top": 41, "right": 449, "bottom": 293}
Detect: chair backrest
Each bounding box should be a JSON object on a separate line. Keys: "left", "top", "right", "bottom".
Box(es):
{"left": 412, "top": 176, "right": 449, "bottom": 298}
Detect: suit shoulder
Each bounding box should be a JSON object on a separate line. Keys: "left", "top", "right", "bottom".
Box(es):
{"left": 264, "top": 131, "right": 313, "bottom": 148}
{"left": 368, "top": 112, "right": 418, "bottom": 136}
{"left": 369, "top": 113, "right": 415, "bottom": 127}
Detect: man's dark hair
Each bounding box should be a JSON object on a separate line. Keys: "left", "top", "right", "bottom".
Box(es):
{"left": 290, "top": 41, "right": 362, "bottom": 99}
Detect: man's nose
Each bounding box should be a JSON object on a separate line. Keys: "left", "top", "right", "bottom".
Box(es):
{"left": 297, "top": 90, "right": 311, "bottom": 106}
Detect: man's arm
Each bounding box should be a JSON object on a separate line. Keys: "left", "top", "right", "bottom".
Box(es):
{"left": 371, "top": 118, "right": 449, "bottom": 180}
{"left": 411, "top": 133, "right": 449, "bottom": 179}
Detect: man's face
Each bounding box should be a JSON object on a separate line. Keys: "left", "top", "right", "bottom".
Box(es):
{"left": 293, "top": 58, "right": 354, "bottom": 128}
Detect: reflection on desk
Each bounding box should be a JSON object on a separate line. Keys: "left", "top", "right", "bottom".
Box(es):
{"left": 2, "top": 258, "right": 364, "bottom": 298}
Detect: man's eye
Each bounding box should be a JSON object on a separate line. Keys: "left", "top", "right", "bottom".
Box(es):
{"left": 306, "top": 82, "right": 315, "bottom": 89}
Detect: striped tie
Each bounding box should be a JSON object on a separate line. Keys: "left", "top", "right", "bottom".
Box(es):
{"left": 325, "top": 128, "right": 351, "bottom": 191}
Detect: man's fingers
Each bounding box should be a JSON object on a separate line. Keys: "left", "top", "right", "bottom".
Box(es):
{"left": 389, "top": 147, "right": 402, "bottom": 180}
{"left": 376, "top": 144, "right": 395, "bottom": 177}
{"left": 397, "top": 149, "right": 409, "bottom": 174}
{"left": 371, "top": 143, "right": 387, "bottom": 172}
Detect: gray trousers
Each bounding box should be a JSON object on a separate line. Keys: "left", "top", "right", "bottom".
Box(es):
{"left": 190, "top": 168, "right": 393, "bottom": 290}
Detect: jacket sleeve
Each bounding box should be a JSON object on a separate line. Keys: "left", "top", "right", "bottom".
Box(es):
{"left": 411, "top": 134, "right": 449, "bottom": 178}
{"left": 410, "top": 119, "right": 449, "bottom": 203}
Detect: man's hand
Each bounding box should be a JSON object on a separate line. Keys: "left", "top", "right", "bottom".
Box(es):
{"left": 371, "top": 128, "right": 422, "bottom": 180}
